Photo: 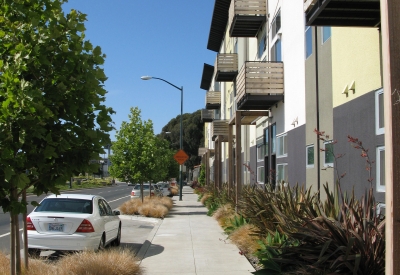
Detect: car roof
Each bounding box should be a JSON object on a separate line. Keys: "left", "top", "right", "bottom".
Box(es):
{"left": 44, "top": 194, "right": 97, "bottom": 200}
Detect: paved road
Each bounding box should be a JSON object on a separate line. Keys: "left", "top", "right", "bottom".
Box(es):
{"left": 0, "top": 182, "right": 157, "bottom": 255}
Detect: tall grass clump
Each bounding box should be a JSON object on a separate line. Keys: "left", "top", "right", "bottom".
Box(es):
{"left": 56, "top": 248, "right": 143, "bottom": 275}
{"left": 212, "top": 203, "right": 235, "bottom": 228}
{"left": 229, "top": 224, "right": 261, "bottom": 256}
{"left": 119, "top": 196, "right": 173, "bottom": 218}
{"left": 0, "top": 249, "right": 143, "bottom": 275}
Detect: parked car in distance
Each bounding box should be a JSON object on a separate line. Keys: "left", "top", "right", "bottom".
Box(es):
{"left": 127, "top": 182, "right": 134, "bottom": 186}
{"left": 130, "top": 183, "right": 160, "bottom": 198}
{"left": 156, "top": 182, "right": 170, "bottom": 196}
{"left": 24, "top": 194, "right": 121, "bottom": 256}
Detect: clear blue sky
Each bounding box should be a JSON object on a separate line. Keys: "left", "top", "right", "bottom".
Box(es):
{"left": 62, "top": 1, "right": 216, "bottom": 140}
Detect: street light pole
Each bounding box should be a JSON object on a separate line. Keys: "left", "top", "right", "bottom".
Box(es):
{"left": 141, "top": 76, "right": 184, "bottom": 201}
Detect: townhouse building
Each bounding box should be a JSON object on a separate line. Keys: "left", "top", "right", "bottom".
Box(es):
{"left": 199, "top": 0, "right": 384, "bottom": 205}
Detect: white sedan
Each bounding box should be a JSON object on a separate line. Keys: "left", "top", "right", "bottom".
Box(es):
{"left": 24, "top": 194, "right": 121, "bottom": 256}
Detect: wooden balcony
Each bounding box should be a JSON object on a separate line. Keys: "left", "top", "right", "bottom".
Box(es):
{"left": 211, "top": 120, "right": 229, "bottom": 141}
{"left": 236, "top": 61, "right": 284, "bottom": 110}
{"left": 198, "top": 147, "right": 207, "bottom": 157}
{"left": 201, "top": 109, "right": 214, "bottom": 123}
{"left": 304, "top": 0, "right": 380, "bottom": 27}
{"left": 205, "top": 91, "right": 221, "bottom": 110}
{"left": 215, "top": 54, "right": 238, "bottom": 82}
{"left": 200, "top": 63, "right": 214, "bottom": 90}
{"left": 229, "top": 0, "right": 267, "bottom": 37}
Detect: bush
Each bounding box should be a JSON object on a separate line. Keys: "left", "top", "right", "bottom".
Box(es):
{"left": 0, "top": 249, "right": 143, "bottom": 275}
{"left": 119, "top": 196, "right": 173, "bottom": 218}
{"left": 56, "top": 248, "right": 143, "bottom": 275}
{"left": 229, "top": 224, "right": 261, "bottom": 256}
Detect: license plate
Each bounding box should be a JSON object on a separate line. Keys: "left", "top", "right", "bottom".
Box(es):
{"left": 48, "top": 223, "right": 64, "bottom": 232}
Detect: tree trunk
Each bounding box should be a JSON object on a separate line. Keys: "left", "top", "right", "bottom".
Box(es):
{"left": 15, "top": 213, "right": 21, "bottom": 275}
{"left": 10, "top": 214, "right": 15, "bottom": 275}
{"left": 22, "top": 190, "right": 28, "bottom": 270}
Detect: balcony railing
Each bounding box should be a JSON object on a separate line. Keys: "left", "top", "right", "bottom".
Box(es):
{"left": 236, "top": 61, "right": 284, "bottom": 110}
{"left": 211, "top": 120, "right": 229, "bottom": 140}
{"left": 205, "top": 91, "right": 221, "bottom": 110}
{"left": 215, "top": 53, "right": 238, "bottom": 82}
{"left": 201, "top": 109, "right": 214, "bottom": 123}
{"left": 229, "top": 0, "right": 267, "bottom": 37}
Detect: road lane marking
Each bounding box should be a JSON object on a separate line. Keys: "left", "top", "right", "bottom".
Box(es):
{"left": 0, "top": 228, "right": 23, "bottom": 239}
{"left": 108, "top": 196, "right": 130, "bottom": 203}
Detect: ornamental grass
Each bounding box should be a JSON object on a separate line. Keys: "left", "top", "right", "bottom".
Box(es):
{"left": 212, "top": 203, "right": 235, "bottom": 228}
{"left": 0, "top": 249, "right": 143, "bottom": 275}
{"left": 119, "top": 196, "right": 173, "bottom": 218}
{"left": 56, "top": 248, "right": 143, "bottom": 275}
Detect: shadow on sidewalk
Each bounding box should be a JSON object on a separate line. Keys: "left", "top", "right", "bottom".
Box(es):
{"left": 137, "top": 240, "right": 164, "bottom": 260}
{"left": 167, "top": 211, "right": 208, "bottom": 216}
{"left": 119, "top": 242, "right": 143, "bottom": 254}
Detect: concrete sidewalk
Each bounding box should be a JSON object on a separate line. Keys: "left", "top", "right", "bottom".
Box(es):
{"left": 138, "top": 186, "right": 256, "bottom": 275}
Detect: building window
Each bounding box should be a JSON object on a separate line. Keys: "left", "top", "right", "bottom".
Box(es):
{"left": 305, "top": 26, "right": 312, "bottom": 59}
{"left": 271, "top": 124, "right": 276, "bottom": 154}
{"left": 271, "top": 39, "right": 282, "bottom": 62}
{"left": 214, "top": 109, "right": 220, "bottom": 120}
{"left": 214, "top": 82, "right": 220, "bottom": 91}
{"left": 306, "top": 144, "right": 314, "bottom": 168}
{"left": 375, "top": 88, "right": 384, "bottom": 135}
{"left": 322, "top": 26, "right": 331, "bottom": 43}
{"left": 276, "top": 163, "right": 288, "bottom": 184}
{"left": 234, "top": 38, "right": 238, "bottom": 53}
{"left": 324, "top": 141, "right": 334, "bottom": 167}
{"left": 264, "top": 128, "right": 269, "bottom": 156}
{"left": 257, "top": 166, "right": 265, "bottom": 183}
{"left": 276, "top": 133, "right": 287, "bottom": 157}
{"left": 258, "top": 31, "right": 266, "bottom": 59}
{"left": 376, "top": 146, "right": 385, "bottom": 192}
{"left": 257, "top": 143, "right": 265, "bottom": 161}
{"left": 271, "top": 10, "right": 281, "bottom": 38}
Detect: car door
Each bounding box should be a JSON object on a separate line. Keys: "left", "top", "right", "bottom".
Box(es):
{"left": 102, "top": 199, "right": 119, "bottom": 239}
{"left": 98, "top": 199, "right": 113, "bottom": 243}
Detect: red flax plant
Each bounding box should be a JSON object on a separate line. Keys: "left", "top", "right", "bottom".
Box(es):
{"left": 254, "top": 131, "right": 385, "bottom": 275}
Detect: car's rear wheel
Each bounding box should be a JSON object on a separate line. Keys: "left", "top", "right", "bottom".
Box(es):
{"left": 98, "top": 234, "right": 105, "bottom": 251}
{"left": 28, "top": 248, "right": 40, "bottom": 257}
{"left": 112, "top": 225, "right": 121, "bottom": 246}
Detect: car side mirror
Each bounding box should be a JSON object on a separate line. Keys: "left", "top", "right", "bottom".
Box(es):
{"left": 113, "top": 210, "right": 120, "bottom": 216}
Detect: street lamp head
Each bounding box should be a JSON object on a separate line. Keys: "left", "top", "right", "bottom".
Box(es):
{"left": 140, "top": 76, "right": 152, "bottom": 80}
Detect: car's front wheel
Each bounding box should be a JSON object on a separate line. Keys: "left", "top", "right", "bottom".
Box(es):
{"left": 112, "top": 225, "right": 121, "bottom": 246}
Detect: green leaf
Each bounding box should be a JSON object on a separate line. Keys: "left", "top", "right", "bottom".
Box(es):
{"left": 14, "top": 173, "right": 30, "bottom": 189}
{"left": 31, "top": 201, "right": 40, "bottom": 207}
{"left": 4, "top": 167, "right": 15, "bottom": 181}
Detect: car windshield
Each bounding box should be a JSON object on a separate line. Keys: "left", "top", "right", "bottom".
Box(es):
{"left": 35, "top": 198, "right": 93, "bottom": 214}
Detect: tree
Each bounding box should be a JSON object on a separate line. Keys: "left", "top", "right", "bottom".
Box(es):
{"left": 161, "top": 109, "right": 204, "bottom": 170}
{"left": 0, "top": 1, "right": 114, "bottom": 273}
{"left": 152, "top": 137, "right": 179, "bottom": 182}
{"left": 109, "top": 107, "right": 171, "bottom": 196}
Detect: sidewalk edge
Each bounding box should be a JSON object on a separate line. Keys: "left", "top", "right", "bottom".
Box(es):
{"left": 136, "top": 218, "right": 163, "bottom": 263}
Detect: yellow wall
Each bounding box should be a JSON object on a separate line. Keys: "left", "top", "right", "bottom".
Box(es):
{"left": 331, "top": 28, "right": 382, "bottom": 108}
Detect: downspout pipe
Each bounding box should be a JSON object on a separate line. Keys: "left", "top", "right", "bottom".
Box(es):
{"left": 314, "top": 26, "right": 321, "bottom": 198}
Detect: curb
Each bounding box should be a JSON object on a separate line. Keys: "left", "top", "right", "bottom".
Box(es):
{"left": 136, "top": 218, "right": 163, "bottom": 263}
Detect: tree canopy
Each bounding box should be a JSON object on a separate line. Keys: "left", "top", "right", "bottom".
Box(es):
{"left": 160, "top": 109, "right": 204, "bottom": 170}
{"left": 0, "top": 0, "right": 115, "bottom": 272}
{"left": 0, "top": 0, "right": 114, "bottom": 212}
{"left": 109, "top": 107, "right": 177, "bottom": 184}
